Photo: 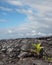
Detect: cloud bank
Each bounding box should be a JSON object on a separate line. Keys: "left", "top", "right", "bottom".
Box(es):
{"left": 0, "top": 0, "right": 52, "bottom": 39}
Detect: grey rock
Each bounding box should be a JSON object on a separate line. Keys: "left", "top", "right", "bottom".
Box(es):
{"left": 21, "top": 44, "right": 28, "bottom": 50}
{"left": 18, "top": 58, "right": 33, "bottom": 65}
{"left": 18, "top": 52, "right": 28, "bottom": 58}
{"left": 1, "top": 48, "right": 7, "bottom": 53}
{"left": 33, "top": 60, "right": 49, "bottom": 65}
{"left": 0, "top": 37, "right": 52, "bottom": 65}
{"left": 0, "top": 61, "right": 4, "bottom": 65}
{"left": 21, "top": 43, "right": 32, "bottom": 51}
{"left": 48, "top": 41, "right": 52, "bottom": 45}
{"left": 46, "top": 49, "right": 52, "bottom": 57}
{"left": 7, "top": 48, "right": 13, "bottom": 53}
{"left": 0, "top": 45, "right": 2, "bottom": 50}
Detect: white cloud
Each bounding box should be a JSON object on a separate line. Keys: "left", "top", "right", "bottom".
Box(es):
{"left": 8, "top": 30, "right": 12, "bottom": 34}
{"left": 37, "top": 32, "right": 46, "bottom": 36}
{"left": 4, "top": 0, "right": 23, "bottom": 6}
{"left": 0, "top": 6, "right": 13, "bottom": 12}
{"left": 0, "top": 0, "right": 52, "bottom": 39}
{"left": 16, "top": 8, "right": 33, "bottom": 16}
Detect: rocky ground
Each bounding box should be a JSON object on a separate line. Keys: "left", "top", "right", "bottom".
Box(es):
{"left": 0, "top": 36, "right": 52, "bottom": 65}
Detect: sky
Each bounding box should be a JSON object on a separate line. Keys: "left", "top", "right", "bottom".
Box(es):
{"left": 0, "top": 0, "right": 52, "bottom": 39}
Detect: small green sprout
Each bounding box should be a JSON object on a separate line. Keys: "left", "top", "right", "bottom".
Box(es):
{"left": 32, "top": 43, "right": 43, "bottom": 55}
{"left": 43, "top": 56, "right": 52, "bottom": 62}
{"left": 43, "top": 56, "right": 47, "bottom": 60}
{"left": 47, "top": 57, "right": 52, "bottom": 62}
{"left": 32, "top": 43, "right": 52, "bottom": 62}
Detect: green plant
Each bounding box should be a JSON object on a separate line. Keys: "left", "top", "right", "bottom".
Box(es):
{"left": 43, "top": 56, "right": 52, "bottom": 62}
{"left": 32, "top": 43, "right": 43, "bottom": 55}
{"left": 32, "top": 43, "right": 52, "bottom": 62}
{"left": 47, "top": 57, "right": 52, "bottom": 62}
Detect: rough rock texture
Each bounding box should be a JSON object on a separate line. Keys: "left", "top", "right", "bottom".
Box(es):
{"left": 0, "top": 36, "right": 52, "bottom": 65}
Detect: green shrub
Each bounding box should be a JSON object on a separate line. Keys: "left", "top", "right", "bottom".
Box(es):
{"left": 32, "top": 43, "right": 43, "bottom": 55}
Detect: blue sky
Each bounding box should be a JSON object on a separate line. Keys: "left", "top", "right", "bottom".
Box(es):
{"left": 0, "top": 0, "right": 52, "bottom": 39}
